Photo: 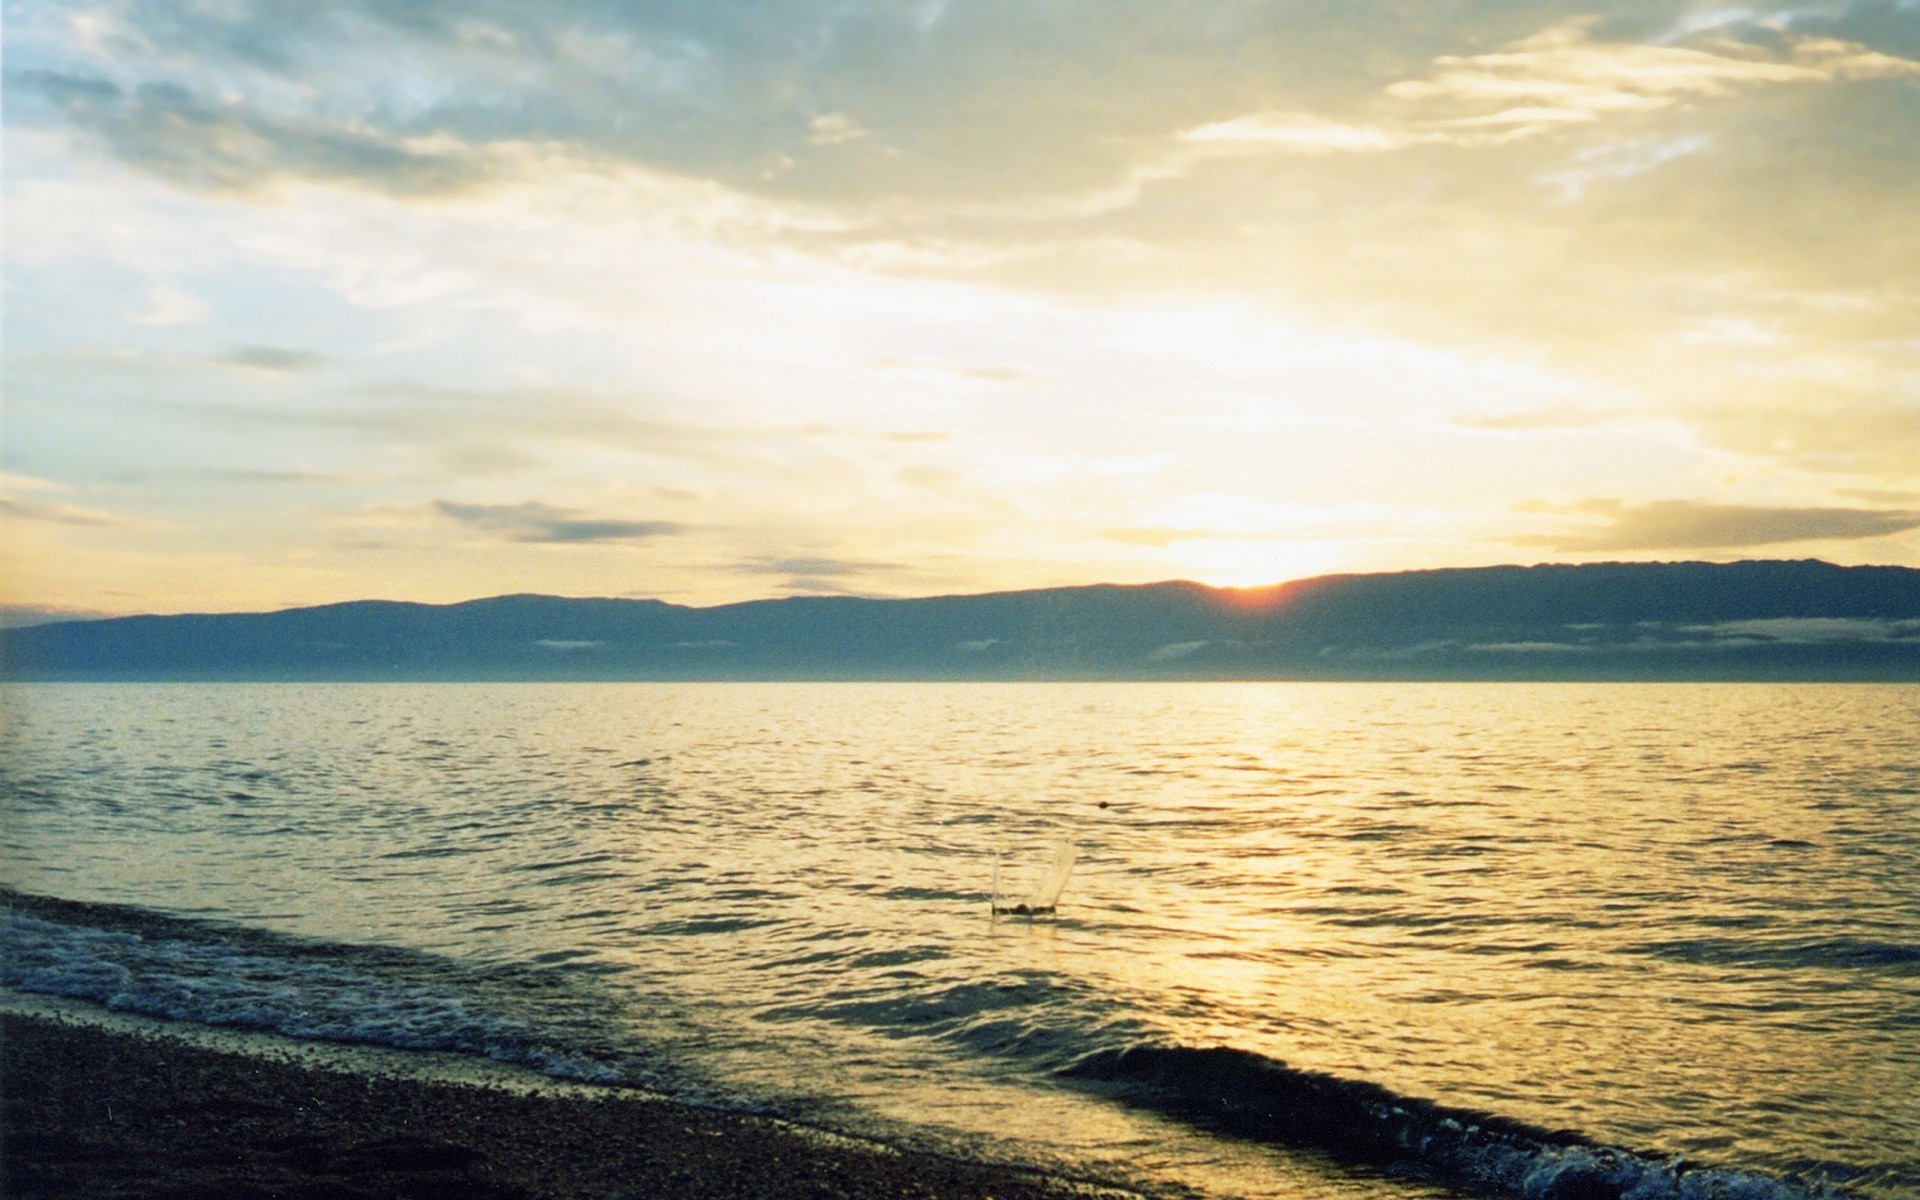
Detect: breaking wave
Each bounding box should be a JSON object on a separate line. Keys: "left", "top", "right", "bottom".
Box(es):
{"left": 1061, "top": 1044, "right": 1852, "bottom": 1200}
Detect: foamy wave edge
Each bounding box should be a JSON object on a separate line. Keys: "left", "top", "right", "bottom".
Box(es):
{"left": 1062, "top": 1044, "right": 1853, "bottom": 1200}
{"left": 0, "top": 910, "right": 629, "bottom": 1087}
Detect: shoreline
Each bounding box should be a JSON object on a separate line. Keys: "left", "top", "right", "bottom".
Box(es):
{"left": 1, "top": 995, "right": 1146, "bottom": 1200}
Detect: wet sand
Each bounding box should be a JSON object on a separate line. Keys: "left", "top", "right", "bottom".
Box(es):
{"left": 1, "top": 1009, "right": 1136, "bottom": 1199}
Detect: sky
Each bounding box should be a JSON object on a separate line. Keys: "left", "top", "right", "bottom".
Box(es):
{"left": 4, "top": 0, "right": 1919, "bottom": 618}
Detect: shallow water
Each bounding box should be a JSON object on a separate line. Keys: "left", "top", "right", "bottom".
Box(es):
{"left": 3, "top": 682, "right": 1916, "bottom": 1200}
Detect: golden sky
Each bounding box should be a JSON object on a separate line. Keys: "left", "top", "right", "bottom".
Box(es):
{"left": 4, "top": 1, "right": 1918, "bottom": 617}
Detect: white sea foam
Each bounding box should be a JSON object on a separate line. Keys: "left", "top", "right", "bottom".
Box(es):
{"left": 0, "top": 911, "right": 624, "bottom": 1085}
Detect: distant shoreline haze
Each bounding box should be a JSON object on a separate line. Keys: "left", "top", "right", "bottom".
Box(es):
{"left": 5, "top": 560, "right": 1918, "bottom": 682}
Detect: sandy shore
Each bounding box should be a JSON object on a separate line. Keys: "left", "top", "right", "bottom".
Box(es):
{"left": 1, "top": 1006, "right": 1139, "bottom": 1200}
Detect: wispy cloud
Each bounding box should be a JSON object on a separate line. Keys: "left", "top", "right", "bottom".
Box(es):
{"left": 1385, "top": 23, "right": 1824, "bottom": 118}
{"left": 1148, "top": 639, "right": 1208, "bottom": 660}
{"left": 1175, "top": 21, "right": 1920, "bottom": 162}
{"left": 1384, "top": 23, "right": 1920, "bottom": 125}
{"left": 188, "top": 467, "right": 350, "bottom": 485}
{"left": 1100, "top": 527, "right": 1233, "bottom": 547}
{"left": 741, "top": 553, "right": 906, "bottom": 577}
{"left": 1180, "top": 113, "right": 1409, "bottom": 153}
{"left": 129, "top": 280, "right": 210, "bottom": 326}
{"left": 1692, "top": 393, "right": 1920, "bottom": 477}
{"left": 0, "top": 496, "right": 135, "bottom": 528}
{"left": 170, "top": 380, "right": 749, "bottom": 478}
{"left": 1539, "top": 132, "right": 1714, "bottom": 200}
{"left": 807, "top": 113, "right": 874, "bottom": 146}
{"left": 1676, "top": 617, "right": 1920, "bottom": 644}
{"left": 741, "top": 555, "right": 894, "bottom": 577}
{"left": 1513, "top": 499, "right": 1920, "bottom": 551}
{"left": 213, "top": 345, "right": 329, "bottom": 373}
{"left": 1456, "top": 405, "right": 1631, "bottom": 432}
{"left": 734, "top": 552, "right": 912, "bottom": 596}
{"left": 435, "top": 500, "right": 689, "bottom": 544}
{"left": 13, "top": 71, "right": 491, "bottom": 197}
{"left": 866, "top": 357, "right": 1049, "bottom": 386}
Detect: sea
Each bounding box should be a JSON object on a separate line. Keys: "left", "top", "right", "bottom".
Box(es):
{"left": 2, "top": 682, "right": 1915, "bottom": 1200}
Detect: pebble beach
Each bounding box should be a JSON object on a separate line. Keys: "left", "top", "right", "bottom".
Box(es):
{"left": 1, "top": 1009, "right": 1125, "bottom": 1200}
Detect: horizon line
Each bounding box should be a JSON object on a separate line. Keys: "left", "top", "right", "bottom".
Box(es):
{"left": 2, "top": 556, "right": 1896, "bottom": 628}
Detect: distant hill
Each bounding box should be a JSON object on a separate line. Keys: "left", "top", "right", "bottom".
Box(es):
{"left": 5, "top": 560, "right": 1919, "bottom": 681}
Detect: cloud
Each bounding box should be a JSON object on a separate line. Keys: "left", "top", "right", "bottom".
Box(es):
{"left": 1674, "top": 617, "right": 1920, "bottom": 644}
{"left": 434, "top": 500, "right": 689, "bottom": 543}
{"left": 866, "top": 357, "right": 1050, "bottom": 386}
{"left": 214, "top": 345, "right": 329, "bottom": 373}
{"left": 1389, "top": 25, "right": 1810, "bottom": 108}
{"left": 807, "top": 113, "right": 873, "bottom": 146}
{"left": 40, "top": 0, "right": 1894, "bottom": 210}
{"left": 189, "top": 467, "right": 348, "bottom": 484}
{"left": 0, "top": 496, "right": 135, "bottom": 528}
{"left": 13, "top": 71, "right": 492, "bottom": 197}
{"left": 1165, "top": 20, "right": 1920, "bottom": 175}
{"left": 1838, "top": 487, "right": 1920, "bottom": 505}
{"left": 1379, "top": 21, "right": 1920, "bottom": 129}
{"left": 1148, "top": 639, "right": 1208, "bottom": 660}
{"left": 129, "top": 280, "right": 210, "bottom": 326}
{"left": 0, "top": 470, "right": 71, "bottom": 493}
{"left": 1539, "top": 132, "right": 1714, "bottom": 199}
{"left": 1456, "top": 405, "right": 1630, "bottom": 432}
{"left": 176, "top": 381, "right": 750, "bottom": 478}
{"left": 1180, "top": 113, "right": 1409, "bottom": 153}
{"left": 344, "top": 384, "right": 722, "bottom": 450}
{"left": 1692, "top": 392, "right": 1920, "bottom": 477}
{"left": 1099, "top": 527, "right": 1225, "bottom": 547}
{"left": 1512, "top": 499, "right": 1920, "bottom": 551}
{"left": 9, "top": 2, "right": 1430, "bottom": 205}
{"left": 739, "top": 554, "right": 906, "bottom": 578}
{"left": 734, "top": 552, "right": 912, "bottom": 596}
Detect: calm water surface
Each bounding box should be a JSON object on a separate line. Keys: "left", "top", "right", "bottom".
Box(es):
{"left": 3, "top": 683, "right": 1916, "bottom": 1200}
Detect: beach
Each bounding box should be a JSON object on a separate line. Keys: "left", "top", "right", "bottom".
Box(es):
{"left": 1, "top": 1007, "right": 1122, "bottom": 1200}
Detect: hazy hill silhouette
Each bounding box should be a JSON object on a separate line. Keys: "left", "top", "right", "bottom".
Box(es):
{"left": 6, "top": 560, "right": 1918, "bottom": 681}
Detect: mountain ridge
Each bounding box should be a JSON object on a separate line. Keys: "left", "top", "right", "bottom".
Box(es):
{"left": 6, "top": 560, "right": 1918, "bottom": 681}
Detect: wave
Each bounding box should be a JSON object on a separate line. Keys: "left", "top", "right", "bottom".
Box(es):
{"left": 0, "top": 888, "right": 662, "bottom": 1093}
{"left": 0, "top": 889, "right": 1868, "bottom": 1200}
{"left": 737, "top": 971, "right": 1865, "bottom": 1200}
{"left": 1061, "top": 1044, "right": 1847, "bottom": 1200}
{"left": 1621, "top": 936, "right": 1920, "bottom": 974}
